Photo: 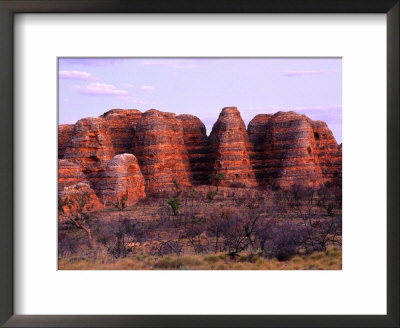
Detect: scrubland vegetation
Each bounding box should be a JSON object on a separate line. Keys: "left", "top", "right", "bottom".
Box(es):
{"left": 58, "top": 179, "right": 342, "bottom": 270}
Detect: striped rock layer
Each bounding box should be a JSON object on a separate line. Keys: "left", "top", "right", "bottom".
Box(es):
{"left": 100, "top": 109, "right": 142, "bottom": 155}
{"left": 58, "top": 107, "right": 342, "bottom": 211}
{"left": 58, "top": 124, "right": 74, "bottom": 159}
{"left": 176, "top": 114, "right": 209, "bottom": 184}
{"left": 248, "top": 111, "right": 342, "bottom": 189}
{"left": 133, "top": 109, "right": 192, "bottom": 195}
{"left": 96, "top": 154, "right": 146, "bottom": 206}
{"left": 207, "top": 107, "right": 258, "bottom": 188}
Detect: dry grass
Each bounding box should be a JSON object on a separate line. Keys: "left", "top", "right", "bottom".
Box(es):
{"left": 59, "top": 246, "right": 341, "bottom": 270}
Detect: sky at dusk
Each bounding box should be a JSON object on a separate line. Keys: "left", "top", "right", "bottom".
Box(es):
{"left": 59, "top": 58, "right": 342, "bottom": 143}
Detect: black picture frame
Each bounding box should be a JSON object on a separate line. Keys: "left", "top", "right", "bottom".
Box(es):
{"left": 0, "top": 1, "right": 398, "bottom": 327}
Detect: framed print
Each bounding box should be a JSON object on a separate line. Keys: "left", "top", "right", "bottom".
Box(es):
{"left": 0, "top": 0, "right": 398, "bottom": 327}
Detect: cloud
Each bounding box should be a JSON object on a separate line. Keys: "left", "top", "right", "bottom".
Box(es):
{"left": 282, "top": 69, "right": 336, "bottom": 77}
{"left": 140, "top": 85, "right": 154, "bottom": 91}
{"left": 70, "top": 83, "right": 129, "bottom": 96}
{"left": 118, "top": 96, "right": 145, "bottom": 104}
{"left": 59, "top": 70, "right": 97, "bottom": 81}
{"left": 139, "top": 60, "right": 195, "bottom": 69}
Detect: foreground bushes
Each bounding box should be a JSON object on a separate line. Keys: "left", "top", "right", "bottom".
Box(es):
{"left": 59, "top": 184, "right": 342, "bottom": 265}
{"left": 59, "top": 247, "right": 342, "bottom": 270}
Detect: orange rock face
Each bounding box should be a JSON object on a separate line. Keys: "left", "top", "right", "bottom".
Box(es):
{"left": 59, "top": 182, "right": 102, "bottom": 214}
{"left": 208, "top": 107, "right": 258, "bottom": 188}
{"left": 58, "top": 107, "right": 342, "bottom": 204}
{"left": 58, "top": 124, "right": 74, "bottom": 159}
{"left": 101, "top": 109, "right": 142, "bottom": 155}
{"left": 248, "top": 111, "right": 341, "bottom": 189}
{"left": 63, "top": 117, "right": 115, "bottom": 180}
{"left": 96, "top": 153, "right": 146, "bottom": 206}
{"left": 247, "top": 114, "right": 273, "bottom": 184}
{"left": 133, "top": 109, "right": 192, "bottom": 195}
{"left": 58, "top": 159, "right": 86, "bottom": 193}
{"left": 311, "top": 120, "right": 342, "bottom": 187}
{"left": 176, "top": 114, "right": 208, "bottom": 184}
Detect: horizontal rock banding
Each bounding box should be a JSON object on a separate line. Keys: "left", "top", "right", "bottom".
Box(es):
{"left": 58, "top": 159, "right": 86, "bottom": 193}
{"left": 208, "top": 107, "right": 258, "bottom": 188}
{"left": 248, "top": 111, "right": 341, "bottom": 189}
{"left": 58, "top": 107, "right": 342, "bottom": 205}
{"left": 58, "top": 124, "right": 74, "bottom": 159}
{"left": 133, "top": 109, "right": 192, "bottom": 195}
{"left": 311, "top": 120, "right": 342, "bottom": 187}
{"left": 176, "top": 114, "right": 209, "bottom": 184}
{"left": 101, "top": 109, "right": 142, "bottom": 155}
{"left": 96, "top": 153, "right": 146, "bottom": 207}
{"left": 63, "top": 117, "right": 115, "bottom": 179}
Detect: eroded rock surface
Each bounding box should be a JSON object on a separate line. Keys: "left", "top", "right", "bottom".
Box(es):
{"left": 133, "top": 109, "right": 192, "bottom": 195}
{"left": 63, "top": 117, "right": 115, "bottom": 180}
{"left": 58, "top": 159, "right": 86, "bottom": 193}
{"left": 248, "top": 111, "right": 341, "bottom": 189}
{"left": 311, "top": 120, "right": 342, "bottom": 187}
{"left": 101, "top": 109, "right": 142, "bottom": 155}
{"left": 58, "top": 124, "right": 74, "bottom": 159}
{"left": 208, "top": 107, "right": 258, "bottom": 188}
{"left": 59, "top": 182, "right": 102, "bottom": 214}
{"left": 58, "top": 107, "right": 342, "bottom": 204}
{"left": 176, "top": 114, "right": 208, "bottom": 184}
{"left": 96, "top": 153, "right": 146, "bottom": 206}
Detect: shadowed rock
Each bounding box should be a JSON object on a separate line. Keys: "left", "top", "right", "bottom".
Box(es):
{"left": 58, "top": 124, "right": 74, "bottom": 159}
{"left": 176, "top": 114, "right": 208, "bottom": 184}
{"left": 101, "top": 109, "right": 142, "bottom": 155}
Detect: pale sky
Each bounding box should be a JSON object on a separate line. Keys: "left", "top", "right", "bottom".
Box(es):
{"left": 59, "top": 58, "right": 342, "bottom": 143}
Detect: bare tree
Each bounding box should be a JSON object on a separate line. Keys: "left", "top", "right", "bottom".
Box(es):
{"left": 58, "top": 186, "right": 95, "bottom": 249}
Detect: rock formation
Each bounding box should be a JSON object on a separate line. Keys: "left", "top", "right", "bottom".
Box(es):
{"left": 58, "top": 124, "right": 74, "bottom": 159}
{"left": 58, "top": 107, "right": 342, "bottom": 204}
{"left": 101, "top": 109, "right": 142, "bottom": 155}
{"left": 96, "top": 153, "right": 146, "bottom": 206}
{"left": 58, "top": 159, "right": 86, "bottom": 193}
{"left": 176, "top": 114, "right": 208, "bottom": 184}
{"left": 247, "top": 114, "right": 273, "bottom": 184}
{"left": 310, "top": 120, "right": 342, "bottom": 187}
{"left": 248, "top": 111, "right": 342, "bottom": 189}
{"left": 208, "top": 107, "right": 258, "bottom": 188}
{"left": 133, "top": 109, "right": 192, "bottom": 195}
{"left": 63, "top": 117, "right": 115, "bottom": 181}
{"left": 59, "top": 182, "right": 102, "bottom": 214}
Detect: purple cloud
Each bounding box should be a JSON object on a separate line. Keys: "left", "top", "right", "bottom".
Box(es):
{"left": 283, "top": 69, "right": 336, "bottom": 77}
{"left": 59, "top": 70, "right": 97, "bottom": 81}
{"left": 139, "top": 60, "right": 195, "bottom": 69}
{"left": 140, "top": 85, "right": 154, "bottom": 91}
{"left": 70, "top": 83, "right": 129, "bottom": 96}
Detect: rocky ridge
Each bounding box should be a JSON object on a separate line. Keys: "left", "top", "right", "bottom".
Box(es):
{"left": 59, "top": 107, "right": 342, "bottom": 211}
